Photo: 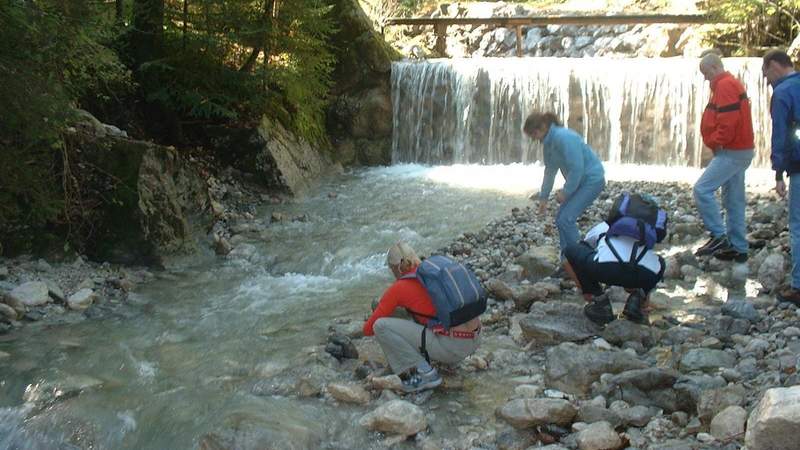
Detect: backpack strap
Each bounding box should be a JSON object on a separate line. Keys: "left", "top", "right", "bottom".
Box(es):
{"left": 419, "top": 328, "right": 430, "bottom": 363}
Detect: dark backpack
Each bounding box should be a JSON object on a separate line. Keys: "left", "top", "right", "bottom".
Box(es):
{"left": 605, "top": 193, "right": 668, "bottom": 250}
{"left": 401, "top": 255, "right": 487, "bottom": 330}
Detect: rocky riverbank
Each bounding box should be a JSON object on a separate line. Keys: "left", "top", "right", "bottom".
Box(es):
{"left": 0, "top": 167, "right": 280, "bottom": 335}
{"left": 310, "top": 180, "right": 800, "bottom": 449}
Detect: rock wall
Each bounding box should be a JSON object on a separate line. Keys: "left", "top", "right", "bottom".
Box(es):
{"left": 71, "top": 133, "right": 209, "bottom": 264}
{"left": 326, "top": 0, "right": 400, "bottom": 166}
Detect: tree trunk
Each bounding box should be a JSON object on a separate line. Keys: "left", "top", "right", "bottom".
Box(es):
{"left": 130, "top": 0, "right": 164, "bottom": 67}
{"left": 116, "top": 0, "right": 124, "bottom": 24}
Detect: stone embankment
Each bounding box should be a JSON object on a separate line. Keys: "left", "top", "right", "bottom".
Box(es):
{"left": 308, "top": 180, "right": 800, "bottom": 449}
{"left": 394, "top": 2, "right": 709, "bottom": 59}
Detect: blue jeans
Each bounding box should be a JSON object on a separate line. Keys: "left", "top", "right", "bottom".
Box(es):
{"left": 555, "top": 176, "right": 605, "bottom": 255}
{"left": 791, "top": 174, "right": 800, "bottom": 288}
{"left": 693, "top": 149, "right": 753, "bottom": 253}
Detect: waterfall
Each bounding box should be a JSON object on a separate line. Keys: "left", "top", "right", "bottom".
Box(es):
{"left": 391, "top": 57, "right": 772, "bottom": 167}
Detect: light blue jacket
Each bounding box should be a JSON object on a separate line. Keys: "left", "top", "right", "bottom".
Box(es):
{"left": 538, "top": 125, "right": 604, "bottom": 201}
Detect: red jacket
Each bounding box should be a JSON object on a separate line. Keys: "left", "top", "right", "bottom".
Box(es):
{"left": 363, "top": 268, "right": 435, "bottom": 336}
{"left": 700, "top": 71, "right": 755, "bottom": 151}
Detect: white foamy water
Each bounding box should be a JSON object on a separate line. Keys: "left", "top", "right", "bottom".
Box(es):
{"left": 392, "top": 57, "right": 772, "bottom": 168}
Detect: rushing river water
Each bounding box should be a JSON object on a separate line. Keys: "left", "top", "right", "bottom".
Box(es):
{"left": 0, "top": 165, "right": 541, "bottom": 450}
{"left": 0, "top": 163, "right": 778, "bottom": 449}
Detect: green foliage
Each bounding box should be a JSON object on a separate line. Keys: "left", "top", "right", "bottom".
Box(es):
{"left": 132, "top": 0, "right": 337, "bottom": 143}
{"left": 706, "top": 0, "right": 800, "bottom": 53}
{"left": 0, "top": 1, "right": 132, "bottom": 249}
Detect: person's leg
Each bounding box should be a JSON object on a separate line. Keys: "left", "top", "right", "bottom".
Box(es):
{"left": 421, "top": 333, "right": 479, "bottom": 366}
{"left": 555, "top": 178, "right": 605, "bottom": 255}
{"left": 564, "top": 241, "right": 603, "bottom": 300}
{"left": 720, "top": 150, "right": 753, "bottom": 254}
{"left": 693, "top": 153, "right": 738, "bottom": 254}
{"left": 372, "top": 317, "right": 428, "bottom": 374}
{"left": 778, "top": 174, "right": 800, "bottom": 304}
{"left": 791, "top": 173, "right": 800, "bottom": 290}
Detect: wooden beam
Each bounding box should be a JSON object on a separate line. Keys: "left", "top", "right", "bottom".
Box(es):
{"left": 385, "top": 14, "right": 710, "bottom": 27}
{"left": 434, "top": 23, "right": 447, "bottom": 56}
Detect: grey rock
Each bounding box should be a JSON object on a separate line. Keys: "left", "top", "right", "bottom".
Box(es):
{"left": 67, "top": 289, "right": 96, "bottom": 310}
{"left": 575, "top": 421, "right": 622, "bottom": 450}
{"left": 745, "top": 386, "right": 800, "bottom": 450}
{"left": 722, "top": 298, "right": 760, "bottom": 322}
{"left": 9, "top": 281, "right": 50, "bottom": 307}
{"left": 327, "top": 383, "right": 371, "bottom": 405}
{"left": 496, "top": 398, "right": 577, "bottom": 428}
{"left": 758, "top": 253, "right": 785, "bottom": 292}
{"left": 618, "top": 405, "right": 659, "bottom": 427}
{"left": 545, "top": 343, "right": 648, "bottom": 395}
{"left": 516, "top": 247, "right": 559, "bottom": 281}
{"left": 697, "top": 384, "right": 746, "bottom": 423}
{"left": 519, "top": 302, "right": 602, "bottom": 345}
{"left": 679, "top": 348, "right": 736, "bottom": 372}
{"left": 359, "top": 400, "right": 426, "bottom": 436}
{"left": 710, "top": 405, "right": 747, "bottom": 440}
{"left": 577, "top": 404, "right": 622, "bottom": 427}
{"left": 601, "top": 320, "right": 657, "bottom": 348}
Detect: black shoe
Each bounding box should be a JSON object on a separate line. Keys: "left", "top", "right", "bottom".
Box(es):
{"left": 695, "top": 235, "right": 729, "bottom": 256}
{"left": 777, "top": 286, "right": 800, "bottom": 306}
{"left": 584, "top": 294, "right": 614, "bottom": 325}
{"left": 622, "top": 289, "right": 649, "bottom": 325}
{"left": 713, "top": 246, "right": 748, "bottom": 262}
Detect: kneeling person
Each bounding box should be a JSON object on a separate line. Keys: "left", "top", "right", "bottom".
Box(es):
{"left": 363, "top": 242, "right": 483, "bottom": 393}
{"left": 564, "top": 194, "right": 667, "bottom": 325}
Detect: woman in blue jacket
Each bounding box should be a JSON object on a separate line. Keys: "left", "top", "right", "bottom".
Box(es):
{"left": 524, "top": 111, "right": 606, "bottom": 261}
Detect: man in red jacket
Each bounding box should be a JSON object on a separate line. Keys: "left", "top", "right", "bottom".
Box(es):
{"left": 693, "top": 51, "right": 755, "bottom": 263}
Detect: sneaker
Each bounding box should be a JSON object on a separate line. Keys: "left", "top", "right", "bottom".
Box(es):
{"left": 695, "top": 235, "right": 729, "bottom": 256}
{"left": 401, "top": 368, "right": 442, "bottom": 393}
{"left": 583, "top": 294, "right": 615, "bottom": 325}
{"left": 713, "top": 246, "right": 748, "bottom": 262}
{"left": 622, "top": 289, "right": 649, "bottom": 325}
{"left": 776, "top": 286, "right": 800, "bottom": 306}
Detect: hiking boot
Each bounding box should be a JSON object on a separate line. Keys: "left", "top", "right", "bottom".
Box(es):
{"left": 584, "top": 294, "right": 614, "bottom": 325}
{"left": 713, "top": 245, "right": 748, "bottom": 263}
{"left": 777, "top": 286, "right": 800, "bottom": 307}
{"left": 401, "top": 368, "right": 442, "bottom": 393}
{"left": 622, "top": 289, "right": 649, "bottom": 325}
{"left": 695, "top": 235, "right": 729, "bottom": 256}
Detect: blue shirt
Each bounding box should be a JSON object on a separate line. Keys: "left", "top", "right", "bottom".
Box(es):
{"left": 770, "top": 72, "right": 800, "bottom": 176}
{"left": 538, "top": 125, "right": 605, "bottom": 201}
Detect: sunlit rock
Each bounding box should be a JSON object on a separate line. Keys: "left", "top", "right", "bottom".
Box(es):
{"left": 746, "top": 386, "right": 800, "bottom": 450}
{"left": 359, "top": 399, "right": 427, "bottom": 436}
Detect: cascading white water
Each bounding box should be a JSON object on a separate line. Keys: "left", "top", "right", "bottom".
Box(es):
{"left": 392, "top": 57, "right": 772, "bottom": 167}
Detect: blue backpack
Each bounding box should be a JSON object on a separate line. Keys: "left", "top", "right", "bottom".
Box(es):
{"left": 402, "top": 255, "right": 487, "bottom": 330}
{"left": 605, "top": 193, "right": 668, "bottom": 250}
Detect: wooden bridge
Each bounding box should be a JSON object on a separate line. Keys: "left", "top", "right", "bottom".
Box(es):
{"left": 383, "top": 14, "right": 710, "bottom": 57}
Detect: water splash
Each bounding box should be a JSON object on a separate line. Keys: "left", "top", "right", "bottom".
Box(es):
{"left": 392, "top": 57, "right": 771, "bottom": 167}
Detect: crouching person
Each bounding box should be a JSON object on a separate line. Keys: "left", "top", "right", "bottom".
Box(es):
{"left": 564, "top": 193, "right": 667, "bottom": 325}
{"left": 363, "top": 242, "right": 485, "bottom": 393}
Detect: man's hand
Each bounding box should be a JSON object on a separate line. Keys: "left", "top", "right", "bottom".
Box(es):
{"left": 776, "top": 180, "right": 787, "bottom": 198}
{"left": 556, "top": 190, "right": 566, "bottom": 204}
{"left": 538, "top": 199, "right": 547, "bottom": 215}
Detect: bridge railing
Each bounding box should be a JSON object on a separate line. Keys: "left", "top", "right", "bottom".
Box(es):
{"left": 383, "top": 14, "right": 711, "bottom": 57}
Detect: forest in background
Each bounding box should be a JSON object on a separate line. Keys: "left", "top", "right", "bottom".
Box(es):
{"left": 2, "top": 0, "right": 800, "bottom": 257}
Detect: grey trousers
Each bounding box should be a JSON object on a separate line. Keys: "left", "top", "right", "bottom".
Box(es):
{"left": 373, "top": 317, "right": 480, "bottom": 374}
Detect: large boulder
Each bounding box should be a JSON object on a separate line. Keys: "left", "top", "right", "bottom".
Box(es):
{"left": 519, "top": 302, "right": 602, "bottom": 345}
{"left": 745, "top": 386, "right": 800, "bottom": 450}
{"left": 9, "top": 281, "right": 50, "bottom": 307}
{"left": 68, "top": 132, "right": 209, "bottom": 264}
{"left": 545, "top": 343, "right": 648, "bottom": 395}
